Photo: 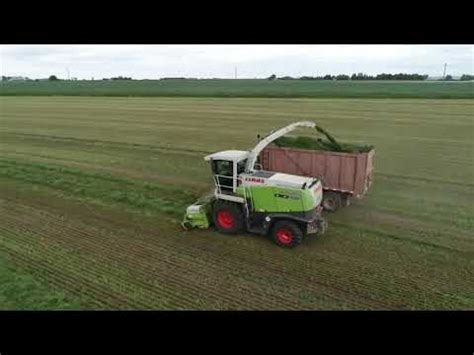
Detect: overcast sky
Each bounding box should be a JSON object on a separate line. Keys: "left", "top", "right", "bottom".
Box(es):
{"left": 1, "top": 45, "right": 472, "bottom": 79}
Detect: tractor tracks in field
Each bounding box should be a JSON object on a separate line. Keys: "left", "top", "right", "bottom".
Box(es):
{"left": 0, "top": 159, "right": 196, "bottom": 220}
{"left": 4, "top": 192, "right": 467, "bottom": 309}
{"left": 0, "top": 199, "right": 409, "bottom": 310}
{"left": 0, "top": 203, "right": 306, "bottom": 309}
{"left": 376, "top": 172, "right": 474, "bottom": 188}
{"left": 1, "top": 132, "right": 213, "bottom": 157}
{"left": 0, "top": 217, "right": 252, "bottom": 309}
{"left": 6, "top": 207, "right": 364, "bottom": 309}
{"left": 67, "top": 213, "right": 397, "bottom": 309}
{"left": 0, "top": 222, "right": 220, "bottom": 309}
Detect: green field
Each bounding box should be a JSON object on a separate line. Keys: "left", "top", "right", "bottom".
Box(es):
{"left": 0, "top": 96, "right": 473, "bottom": 309}
{"left": 0, "top": 251, "right": 83, "bottom": 309}
{"left": 1, "top": 79, "right": 473, "bottom": 99}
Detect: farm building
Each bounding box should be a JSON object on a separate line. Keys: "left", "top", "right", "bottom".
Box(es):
{"left": 7, "top": 76, "right": 30, "bottom": 81}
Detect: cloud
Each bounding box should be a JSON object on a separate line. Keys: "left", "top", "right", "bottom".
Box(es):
{"left": 1, "top": 45, "right": 472, "bottom": 79}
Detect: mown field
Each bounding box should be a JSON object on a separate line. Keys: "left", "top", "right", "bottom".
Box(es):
{"left": 0, "top": 251, "right": 82, "bottom": 310}
{"left": 0, "top": 96, "right": 473, "bottom": 309}
{"left": 1, "top": 79, "right": 473, "bottom": 99}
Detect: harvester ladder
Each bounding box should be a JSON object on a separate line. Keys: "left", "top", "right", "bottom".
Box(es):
{"left": 241, "top": 183, "right": 252, "bottom": 218}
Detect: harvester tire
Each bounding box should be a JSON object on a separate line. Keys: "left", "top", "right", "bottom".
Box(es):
{"left": 322, "top": 191, "right": 342, "bottom": 212}
{"left": 271, "top": 220, "right": 303, "bottom": 248}
{"left": 213, "top": 200, "right": 244, "bottom": 234}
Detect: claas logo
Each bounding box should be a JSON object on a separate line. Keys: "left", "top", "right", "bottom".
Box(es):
{"left": 245, "top": 177, "right": 264, "bottom": 183}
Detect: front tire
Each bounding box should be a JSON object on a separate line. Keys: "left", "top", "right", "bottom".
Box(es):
{"left": 271, "top": 220, "right": 303, "bottom": 248}
{"left": 212, "top": 200, "right": 244, "bottom": 234}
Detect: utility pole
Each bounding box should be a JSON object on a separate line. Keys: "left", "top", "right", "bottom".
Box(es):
{"left": 443, "top": 63, "right": 447, "bottom": 78}
{"left": 66, "top": 67, "right": 70, "bottom": 80}
{"left": 234, "top": 67, "right": 237, "bottom": 79}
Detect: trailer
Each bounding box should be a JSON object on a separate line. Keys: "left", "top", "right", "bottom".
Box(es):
{"left": 260, "top": 145, "right": 375, "bottom": 212}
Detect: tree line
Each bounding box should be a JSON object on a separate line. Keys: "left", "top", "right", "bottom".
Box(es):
{"left": 268, "top": 73, "right": 474, "bottom": 81}
{"left": 3, "top": 74, "right": 474, "bottom": 82}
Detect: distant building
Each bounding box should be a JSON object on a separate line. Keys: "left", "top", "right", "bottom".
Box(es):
{"left": 8, "top": 76, "right": 29, "bottom": 81}
{"left": 426, "top": 75, "right": 461, "bottom": 81}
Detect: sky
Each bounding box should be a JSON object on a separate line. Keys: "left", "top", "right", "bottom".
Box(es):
{"left": 0, "top": 45, "right": 472, "bottom": 80}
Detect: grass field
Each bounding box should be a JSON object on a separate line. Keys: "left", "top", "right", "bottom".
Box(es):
{"left": 0, "top": 251, "right": 84, "bottom": 309}
{"left": 0, "top": 96, "right": 473, "bottom": 309}
{"left": 1, "top": 79, "right": 473, "bottom": 99}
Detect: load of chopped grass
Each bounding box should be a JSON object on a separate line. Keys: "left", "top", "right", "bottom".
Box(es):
{"left": 273, "top": 126, "right": 374, "bottom": 153}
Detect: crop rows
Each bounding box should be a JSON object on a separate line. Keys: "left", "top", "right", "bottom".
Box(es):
{"left": 3, "top": 197, "right": 470, "bottom": 309}
{"left": 0, "top": 202, "right": 365, "bottom": 309}
{"left": 1, "top": 96, "right": 472, "bottom": 310}
{"left": 0, "top": 200, "right": 390, "bottom": 308}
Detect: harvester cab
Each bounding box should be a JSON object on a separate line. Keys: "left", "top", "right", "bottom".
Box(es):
{"left": 182, "top": 121, "right": 328, "bottom": 248}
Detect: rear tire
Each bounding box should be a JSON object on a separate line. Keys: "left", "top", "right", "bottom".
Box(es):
{"left": 270, "top": 220, "right": 303, "bottom": 248}
{"left": 212, "top": 200, "right": 244, "bottom": 234}
{"left": 322, "top": 191, "right": 342, "bottom": 212}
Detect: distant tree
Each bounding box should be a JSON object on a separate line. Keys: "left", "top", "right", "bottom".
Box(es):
{"left": 49, "top": 75, "right": 58, "bottom": 81}
{"left": 1, "top": 76, "right": 6, "bottom": 81}
{"left": 336, "top": 74, "right": 350, "bottom": 80}
{"left": 460, "top": 74, "right": 473, "bottom": 81}
{"left": 351, "top": 72, "right": 373, "bottom": 80}
{"left": 267, "top": 74, "right": 277, "bottom": 80}
{"left": 444, "top": 75, "right": 453, "bottom": 81}
{"left": 111, "top": 76, "right": 132, "bottom": 80}
{"left": 376, "top": 73, "right": 392, "bottom": 80}
{"left": 258, "top": 72, "right": 434, "bottom": 81}
{"left": 376, "top": 73, "right": 428, "bottom": 80}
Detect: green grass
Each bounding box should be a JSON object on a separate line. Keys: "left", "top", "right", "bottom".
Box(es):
{"left": 1, "top": 79, "right": 473, "bottom": 99}
{"left": 0, "top": 158, "right": 198, "bottom": 218}
{"left": 274, "top": 135, "right": 374, "bottom": 153}
{"left": 0, "top": 251, "right": 83, "bottom": 310}
{"left": 0, "top": 96, "right": 473, "bottom": 309}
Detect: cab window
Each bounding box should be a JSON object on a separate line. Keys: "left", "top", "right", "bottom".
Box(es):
{"left": 212, "top": 160, "right": 233, "bottom": 176}
{"left": 237, "top": 159, "right": 247, "bottom": 174}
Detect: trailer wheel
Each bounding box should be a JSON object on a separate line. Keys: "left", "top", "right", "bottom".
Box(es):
{"left": 341, "top": 194, "right": 351, "bottom": 208}
{"left": 322, "top": 191, "right": 342, "bottom": 212}
{"left": 271, "top": 220, "right": 303, "bottom": 248}
{"left": 212, "top": 200, "right": 244, "bottom": 234}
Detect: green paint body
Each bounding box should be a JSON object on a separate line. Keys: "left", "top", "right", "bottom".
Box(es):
{"left": 236, "top": 185, "right": 318, "bottom": 213}
{"left": 182, "top": 200, "right": 212, "bottom": 229}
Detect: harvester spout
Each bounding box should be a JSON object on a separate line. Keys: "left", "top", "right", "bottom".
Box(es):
{"left": 245, "top": 121, "right": 316, "bottom": 173}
